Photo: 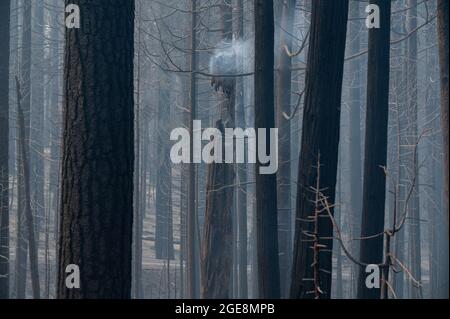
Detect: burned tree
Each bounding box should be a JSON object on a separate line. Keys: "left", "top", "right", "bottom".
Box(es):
{"left": 57, "top": 1, "right": 135, "bottom": 299}
{"left": 187, "top": 0, "right": 199, "bottom": 299}
{"left": 201, "top": 120, "right": 235, "bottom": 299}
{"left": 290, "top": 0, "right": 349, "bottom": 299}
{"left": 357, "top": 0, "right": 391, "bottom": 300}
{"left": 201, "top": 0, "right": 236, "bottom": 299}
{"left": 276, "top": 0, "right": 296, "bottom": 298}
{"left": 254, "top": 0, "right": 280, "bottom": 299}
{"left": 234, "top": 0, "right": 248, "bottom": 300}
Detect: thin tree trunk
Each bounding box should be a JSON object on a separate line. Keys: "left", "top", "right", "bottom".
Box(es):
{"left": 392, "top": 14, "right": 407, "bottom": 298}
{"left": 276, "top": 0, "right": 296, "bottom": 298}
{"left": 437, "top": 0, "right": 449, "bottom": 228}
{"left": 133, "top": 7, "right": 143, "bottom": 298}
{"left": 406, "top": 0, "right": 422, "bottom": 298}
{"left": 15, "top": 0, "right": 32, "bottom": 298}
{"left": 0, "top": 0, "right": 11, "bottom": 299}
{"left": 336, "top": 165, "right": 343, "bottom": 299}
{"left": 437, "top": 0, "right": 450, "bottom": 300}
{"left": 187, "top": 0, "right": 199, "bottom": 299}
{"left": 50, "top": 1, "right": 63, "bottom": 297}
{"left": 15, "top": 77, "right": 40, "bottom": 299}
{"left": 424, "top": 2, "right": 440, "bottom": 298}
{"left": 31, "top": 0, "right": 45, "bottom": 238}
{"left": 234, "top": 0, "right": 248, "bottom": 300}
{"left": 155, "top": 82, "right": 174, "bottom": 261}
{"left": 348, "top": 1, "right": 363, "bottom": 298}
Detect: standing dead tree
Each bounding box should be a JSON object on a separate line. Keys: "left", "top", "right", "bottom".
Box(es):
{"left": 357, "top": 0, "right": 391, "bottom": 300}
{"left": 313, "top": 147, "right": 423, "bottom": 300}
{"left": 276, "top": 0, "right": 296, "bottom": 298}
{"left": 254, "top": 0, "right": 281, "bottom": 299}
{"left": 187, "top": 0, "right": 200, "bottom": 299}
{"left": 201, "top": 0, "right": 236, "bottom": 299}
{"left": 290, "top": 0, "right": 349, "bottom": 299}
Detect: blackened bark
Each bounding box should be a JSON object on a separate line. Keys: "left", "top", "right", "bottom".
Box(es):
{"left": 290, "top": 0, "right": 349, "bottom": 299}
{"left": 357, "top": 0, "right": 391, "bottom": 299}
{"left": 235, "top": 0, "right": 248, "bottom": 299}
{"left": 201, "top": 1, "right": 236, "bottom": 299}
{"left": 276, "top": 0, "right": 295, "bottom": 298}
{"left": 187, "top": 0, "right": 199, "bottom": 299}
{"left": 201, "top": 119, "right": 235, "bottom": 299}
{"left": 57, "top": 0, "right": 135, "bottom": 299}
{"left": 437, "top": 0, "right": 449, "bottom": 227}
{"left": 254, "top": 0, "right": 280, "bottom": 299}
{"left": 0, "top": 0, "right": 10, "bottom": 299}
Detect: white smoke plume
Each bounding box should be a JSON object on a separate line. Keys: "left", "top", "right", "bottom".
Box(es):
{"left": 209, "top": 38, "right": 254, "bottom": 76}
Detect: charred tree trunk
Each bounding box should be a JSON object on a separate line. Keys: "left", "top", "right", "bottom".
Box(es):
{"left": 57, "top": 0, "right": 135, "bottom": 299}
{"left": 187, "top": 0, "right": 199, "bottom": 299}
{"left": 234, "top": 0, "right": 248, "bottom": 300}
{"left": 254, "top": 0, "right": 280, "bottom": 299}
{"left": 0, "top": 0, "right": 11, "bottom": 299}
{"left": 201, "top": 1, "right": 236, "bottom": 299}
{"left": 357, "top": 0, "right": 391, "bottom": 300}
{"left": 290, "top": 0, "right": 349, "bottom": 299}
{"left": 276, "top": 0, "right": 296, "bottom": 298}
{"left": 201, "top": 119, "right": 235, "bottom": 299}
